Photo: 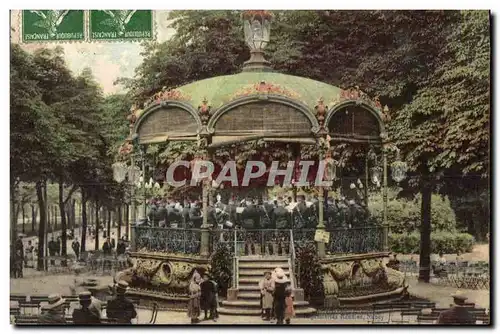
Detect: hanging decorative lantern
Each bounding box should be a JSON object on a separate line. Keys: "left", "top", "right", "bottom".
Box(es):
{"left": 128, "top": 165, "right": 141, "bottom": 183}
{"left": 391, "top": 149, "right": 408, "bottom": 183}
{"left": 112, "top": 162, "right": 127, "bottom": 183}
{"left": 370, "top": 166, "right": 382, "bottom": 185}
{"left": 323, "top": 157, "right": 337, "bottom": 181}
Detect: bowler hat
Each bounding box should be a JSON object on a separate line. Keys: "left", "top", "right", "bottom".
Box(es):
{"left": 78, "top": 291, "right": 92, "bottom": 302}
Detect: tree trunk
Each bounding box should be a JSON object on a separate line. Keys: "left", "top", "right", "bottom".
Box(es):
{"left": 80, "top": 190, "right": 88, "bottom": 253}
{"left": 58, "top": 180, "right": 67, "bottom": 261}
{"left": 125, "top": 204, "right": 129, "bottom": 240}
{"left": 107, "top": 209, "right": 111, "bottom": 237}
{"left": 71, "top": 199, "right": 76, "bottom": 230}
{"left": 117, "top": 205, "right": 122, "bottom": 240}
{"left": 418, "top": 178, "right": 433, "bottom": 283}
{"left": 31, "top": 204, "right": 36, "bottom": 233}
{"left": 22, "top": 204, "right": 25, "bottom": 234}
{"left": 47, "top": 205, "right": 51, "bottom": 233}
{"left": 10, "top": 183, "right": 17, "bottom": 265}
{"left": 95, "top": 200, "right": 100, "bottom": 251}
{"left": 36, "top": 180, "right": 47, "bottom": 271}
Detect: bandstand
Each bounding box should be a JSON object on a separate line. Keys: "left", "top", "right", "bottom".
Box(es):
{"left": 114, "top": 11, "right": 407, "bottom": 315}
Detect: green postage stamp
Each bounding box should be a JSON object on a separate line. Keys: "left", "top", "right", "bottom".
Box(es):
{"left": 89, "top": 10, "right": 153, "bottom": 41}
{"left": 20, "top": 10, "right": 154, "bottom": 43}
{"left": 22, "top": 10, "right": 85, "bottom": 42}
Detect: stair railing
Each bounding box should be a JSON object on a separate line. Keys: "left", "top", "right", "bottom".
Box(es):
{"left": 289, "top": 229, "right": 298, "bottom": 289}
{"left": 233, "top": 229, "right": 239, "bottom": 289}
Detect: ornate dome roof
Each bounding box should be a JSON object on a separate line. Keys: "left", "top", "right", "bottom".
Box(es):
{"left": 143, "top": 71, "right": 343, "bottom": 112}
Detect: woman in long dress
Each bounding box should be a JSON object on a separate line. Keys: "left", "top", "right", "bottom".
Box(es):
{"left": 187, "top": 271, "right": 202, "bottom": 323}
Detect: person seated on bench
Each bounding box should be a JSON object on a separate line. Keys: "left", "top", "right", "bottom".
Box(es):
{"left": 437, "top": 291, "right": 475, "bottom": 324}
{"left": 38, "top": 294, "right": 66, "bottom": 324}
{"left": 72, "top": 291, "right": 100, "bottom": 324}
{"left": 387, "top": 253, "right": 400, "bottom": 271}
{"left": 433, "top": 252, "right": 448, "bottom": 277}
{"left": 106, "top": 281, "right": 137, "bottom": 324}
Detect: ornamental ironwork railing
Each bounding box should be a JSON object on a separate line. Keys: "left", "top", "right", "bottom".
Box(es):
{"left": 325, "top": 226, "right": 384, "bottom": 254}
{"left": 135, "top": 227, "right": 201, "bottom": 254}
{"left": 292, "top": 229, "right": 316, "bottom": 249}
{"left": 234, "top": 229, "right": 291, "bottom": 256}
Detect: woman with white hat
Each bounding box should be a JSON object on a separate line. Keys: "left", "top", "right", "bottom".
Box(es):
{"left": 38, "top": 294, "right": 67, "bottom": 324}
{"left": 273, "top": 267, "right": 290, "bottom": 325}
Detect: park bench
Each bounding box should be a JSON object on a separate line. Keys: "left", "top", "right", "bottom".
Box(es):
{"left": 417, "top": 313, "right": 439, "bottom": 324}
{"left": 371, "top": 302, "right": 411, "bottom": 324}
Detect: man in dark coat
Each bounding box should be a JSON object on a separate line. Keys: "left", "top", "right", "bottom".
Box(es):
{"left": 72, "top": 291, "right": 101, "bottom": 324}
{"left": 261, "top": 200, "right": 275, "bottom": 229}
{"left": 48, "top": 237, "right": 57, "bottom": 265}
{"left": 106, "top": 281, "right": 137, "bottom": 324}
{"left": 241, "top": 198, "right": 260, "bottom": 229}
{"left": 200, "top": 273, "right": 217, "bottom": 321}
{"left": 156, "top": 202, "right": 168, "bottom": 227}
{"left": 38, "top": 294, "right": 67, "bottom": 324}
{"left": 437, "top": 292, "right": 475, "bottom": 324}
{"left": 72, "top": 239, "right": 81, "bottom": 261}
{"left": 273, "top": 197, "right": 290, "bottom": 230}
{"left": 102, "top": 237, "right": 112, "bottom": 255}
{"left": 189, "top": 201, "right": 203, "bottom": 228}
{"left": 292, "top": 195, "right": 309, "bottom": 229}
{"left": 182, "top": 199, "right": 191, "bottom": 228}
{"left": 56, "top": 237, "right": 61, "bottom": 256}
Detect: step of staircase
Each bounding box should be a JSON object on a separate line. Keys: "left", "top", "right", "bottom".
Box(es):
{"left": 237, "top": 292, "right": 262, "bottom": 300}
{"left": 238, "top": 277, "right": 271, "bottom": 284}
{"left": 239, "top": 257, "right": 289, "bottom": 261}
{"left": 238, "top": 262, "right": 290, "bottom": 269}
{"left": 222, "top": 300, "right": 310, "bottom": 308}
{"left": 239, "top": 269, "right": 291, "bottom": 277}
{"left": 218, "top": 306, "right": 317, "bottom": 316}
{"left": 237, "top": 285, "right": 262, "bottom": 291}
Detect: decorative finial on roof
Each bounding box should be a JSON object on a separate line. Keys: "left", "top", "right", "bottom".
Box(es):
{"left": 242, "top": 10, "right": 273, "bottom": 73}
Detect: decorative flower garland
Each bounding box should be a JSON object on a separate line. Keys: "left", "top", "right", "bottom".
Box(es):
{"left": 144, "top": 87, "right": 191, "bottom": 109}
{"left": 232, "top": 81, "right": 301, "bottom": 101}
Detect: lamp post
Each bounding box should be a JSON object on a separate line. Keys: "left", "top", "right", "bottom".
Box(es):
{"left": 112, "top": 161, "right": 140, "bottom": 240}
{"left": 380, "top": 144, "right": 407, "bottom": 251}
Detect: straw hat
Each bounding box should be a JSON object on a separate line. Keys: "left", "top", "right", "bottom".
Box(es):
{"left": 451, "top": 291, "right": 468, "bottom": 304}
{"left": 44, "top": 294, "right": 66, "bottom": 310}
{"left": 115, "top": 280, "right": 129, "bottom": 295}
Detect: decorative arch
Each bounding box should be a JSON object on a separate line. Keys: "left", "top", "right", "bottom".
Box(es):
{"left": 207, "top": 95, "right": 320, "bottom": 135}
{"left": 133, "top": 101, "right": 202, "bottom": 143}
{"left": 325, "top": 101, "right": 385, "bottom": 140}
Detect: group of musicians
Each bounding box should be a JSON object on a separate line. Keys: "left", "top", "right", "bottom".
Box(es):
{"left": 144, "top": 192, "right": 370, "bottom": 231}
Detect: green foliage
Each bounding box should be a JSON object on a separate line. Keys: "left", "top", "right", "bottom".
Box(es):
{"left": 210, "top": 243, "right": 233, "bottom": 297}
{"left": 389, "top": 231, "right": 474, "bottom": 254}
{"left": 369, "top": 188, "right": 457, "bottom": 233}
{"left": 295, "top": 244, "right": 324, "bottom": 304}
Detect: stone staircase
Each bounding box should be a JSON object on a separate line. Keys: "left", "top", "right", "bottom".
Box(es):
{"left": 219, "top": 256, "right": 316, "bottom": 316}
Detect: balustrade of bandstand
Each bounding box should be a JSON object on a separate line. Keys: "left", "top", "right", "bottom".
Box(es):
{"left": 132, "top": 226, "right": 385, "bottom": 256}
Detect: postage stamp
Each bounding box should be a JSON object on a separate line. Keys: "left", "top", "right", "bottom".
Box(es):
{"left": 89, "top": 10, "right": 154, "bottom": 41}
{"left": 21, "top": 10, "right": 85, "bottom": 42}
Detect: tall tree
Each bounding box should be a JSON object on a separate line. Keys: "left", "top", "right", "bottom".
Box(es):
{"left": 389, "top": 10, "right": 490, "bottom": 282}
